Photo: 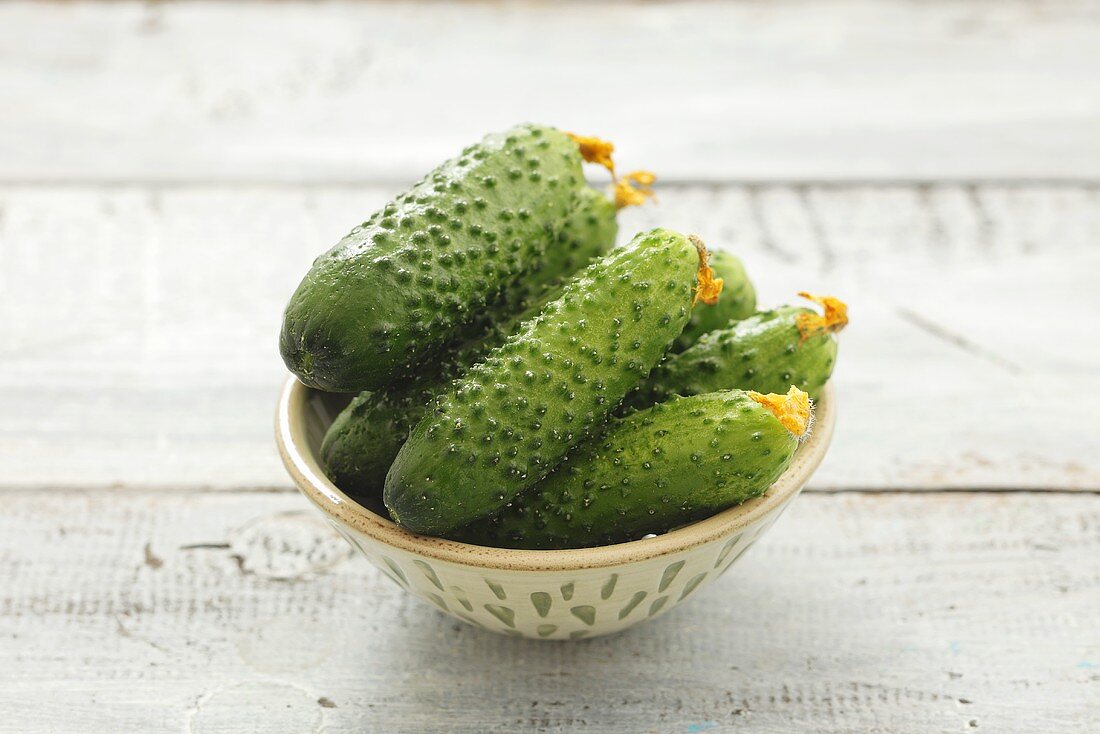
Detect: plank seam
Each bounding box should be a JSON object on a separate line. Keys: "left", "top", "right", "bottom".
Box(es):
{"left": 1, "top": 178, "right": 1099, "bottom": 190}
{"left": 0, "top": 485, "right": 1096, "bottom": 495}
{"left": 893, "top": 307, "right": 1024, "bottom": 375}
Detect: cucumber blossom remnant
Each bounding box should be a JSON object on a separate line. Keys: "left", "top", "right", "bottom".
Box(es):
{"left": 613, "top": 170, "right": 657, "bottom": 209}
{"left": 691, "top": 236, "right": 724, "bottom": 306}
{"left": 795, "top": 292, "right": 848, "bottom": 341}
{"left": 747, "top": 385, "right": 813, "bottom": 438}
{"left": 673, "top": 250, "right": 756, "bottom": 352}
{"left": 567, "top": 133, "right": 616, "bottom": 174}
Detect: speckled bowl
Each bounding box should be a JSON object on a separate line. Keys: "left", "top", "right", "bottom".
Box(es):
{"left": 276, "top": 377, "right": 835, "bottom": 640}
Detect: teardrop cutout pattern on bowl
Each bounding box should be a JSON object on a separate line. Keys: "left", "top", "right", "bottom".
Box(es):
{"left": 483, "top": 604, "right": 516, "bottom": 628}
{"left": 618, "top": 591, "right": 648, "bottom": 620}
{"left": 382, "top": 556, "right": 408, "bottom": 586}
{"left": 334, "top": 510, "right": 785, "bottom": 639}
{"left": 413, "top": 560, "right": 444, "bottom": 590}
{"left": 658, "top": 561, "right": 685, "bottom": 592}
{"left": 570, "top": 605, "right": 597, "bottom": 626}
{"left": 530, "top": 592, "right": 553, "bottom": 618}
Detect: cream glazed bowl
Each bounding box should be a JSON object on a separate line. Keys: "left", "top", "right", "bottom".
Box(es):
{"left": 276, "top": 377, "right": 835, "bottom": 640}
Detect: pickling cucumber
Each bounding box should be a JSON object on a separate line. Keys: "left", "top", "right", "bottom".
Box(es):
{"left": 451, "top": 387, "right": 811, "bottom": 549}
{"left": 280, "top": 124, "right": 586, "bottom": 392}
{"left": 384, "top": 228, "right": 721, "bottom": 534}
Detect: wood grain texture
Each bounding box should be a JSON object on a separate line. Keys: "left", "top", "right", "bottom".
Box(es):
{"left": 4, "top": 2, "right": 1095, "bottom": 728}
{"left": 1, "top": 0, "right": 1099, "bottom": 183}
{"left": 3, "top": 183, "right": 1098, "bottom": 491}
{"left": 0, "top": 489, "right": 1095, "bottom": 733}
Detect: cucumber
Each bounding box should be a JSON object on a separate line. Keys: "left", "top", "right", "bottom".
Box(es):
{"left": 518, "top": 185, "right": 619, "bottom": 299}
{"left": 321, "top": 186, "right": 620, "bottom": 503}
{"left": 672, "top": 250, "right": 755, "bottom": 352}
{"left": 384, "top": 228, "right": 722, "bottom": 535}
{"left": 450, "top": 388, "right": 810, "bottom": 549}
{"left": 626, "top": 293, "right": 847, "bottom": 411}
{"left": 280, "top": 124, "right": 585, "bottom": 392}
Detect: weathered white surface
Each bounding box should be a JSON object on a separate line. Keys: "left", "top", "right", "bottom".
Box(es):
{"left": 0, "top": 490, "right": 1094, "bottom": 733}
{"left": 2, "top": 0, "right": 1100, "bottom": 182}
{"left": 3, "top": 183, "right": 1098, "bottom": 490}
{"left": 3, "top": 1, "right": 1096, "bottom": 729}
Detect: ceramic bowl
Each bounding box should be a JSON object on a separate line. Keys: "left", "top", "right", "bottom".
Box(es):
{"left": 276, "top": 377, "right": 835, "bottom": 640}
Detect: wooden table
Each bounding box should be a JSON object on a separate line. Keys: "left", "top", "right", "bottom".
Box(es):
{"left": 2, "top": 2, "right": 1097, "bottom": 731}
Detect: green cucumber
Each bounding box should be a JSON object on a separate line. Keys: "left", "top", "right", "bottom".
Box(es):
{"left": 672, "top": 250, "right": 755, "bottom": 352}
{"left": 529, "top": 186, "right": 619, "bottom": 295}
{"left": 626, "top": 293, "right": 847, "bottom": 410}
{"left": 450, "top": 388, "right": 810, "bottom": 549}
{"left": 384, "top": 228, "right": 721, "bottom": 535}
{"left": 321, "top": 187, "right": 620, "bottom": 502}
{"left": 280, "top": 124, "right": 585, "bottom": 392}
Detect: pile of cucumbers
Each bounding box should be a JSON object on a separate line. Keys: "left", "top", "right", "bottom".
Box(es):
{"left": 280, "top": 124, "right": 847, "bottom": 550}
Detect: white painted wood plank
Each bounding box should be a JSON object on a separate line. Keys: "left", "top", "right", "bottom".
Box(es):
{"left": 2, "top": 0, "right": 1099, "bottom": 183}
{"left": 619, "top": 184, "right": 1100, "bottom": 490}
{"left": 3, "top": 183, "right": 1098, "bottom": 491}
{"left": 0, "top": 490, "right": 1094, "bottom": 732}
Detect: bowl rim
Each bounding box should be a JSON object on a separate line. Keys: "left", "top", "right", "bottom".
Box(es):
{"left": 276, "top": 376, "right": 835, "bottom": 572}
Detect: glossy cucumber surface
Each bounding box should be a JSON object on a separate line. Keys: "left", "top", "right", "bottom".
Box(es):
{"left": 321, "top": 187, "right": 620, "bottom": 502}
{"left": 384, "top": 229, "right": 711, "bottom": 535}
{"left": 451, "top": 389, "right": 804, "bottom": 549}
{"left": 626, "top": 294, "right": 847, "bottom": 411}
{"left": 280, "top": 124, "right": 584, "bottom": 392}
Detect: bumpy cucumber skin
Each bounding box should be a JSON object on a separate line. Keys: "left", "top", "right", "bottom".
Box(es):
{"left": 450, "top": 390, "right": 798, "bottom": 549}
{"left": 280, "top": 124, "right": 583, "bottom": 392}
{"left": 627, "top": 306, "right": 838, "bottom": 411}
{"left": 530, "top": 186, "right": 618, "bottom": 295}
{"left": 321, "top": 188, "right": 619, "bottom": 503}
{"left": 321, "top": 391, "right": 403, "bottom": 509}
{"left": 384, "top": 229, "right": 701, "bottom": 535}
{"left": 672, "top": 251, "right": 755, "bottom": 352}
